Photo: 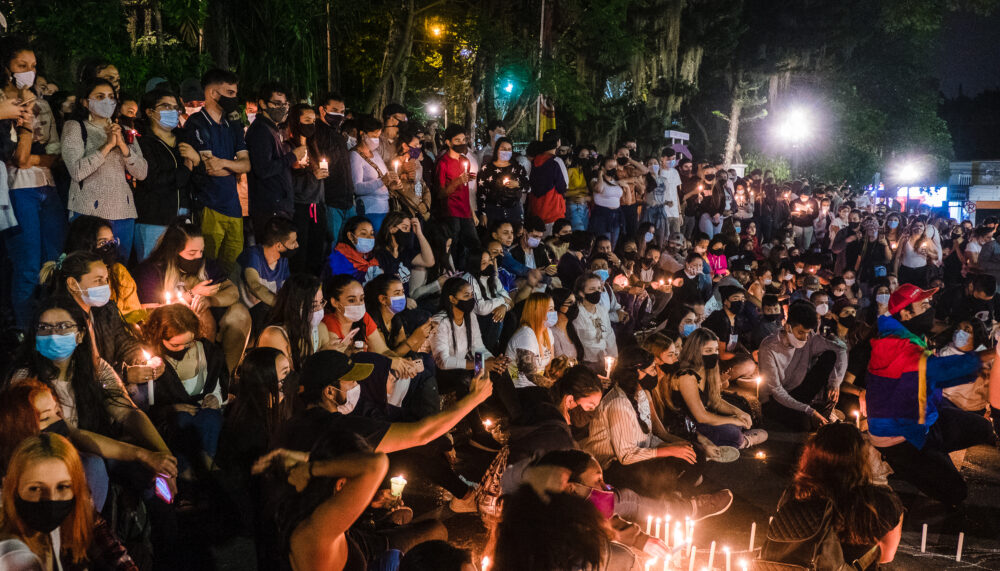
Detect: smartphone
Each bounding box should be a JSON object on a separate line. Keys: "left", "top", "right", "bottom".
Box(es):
{"left": 474, "top": 352, "right": 484, "bottom": 375}
{"left": 154, "top": 476, "right": 173, "bottom": 504}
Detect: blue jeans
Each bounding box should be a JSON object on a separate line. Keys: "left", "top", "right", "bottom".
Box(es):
{"left": 326, "top": 204, "right": 357, "bottom": 242}
{"left": 135, "top": 208, "right": 189, "bottom": 261}
{"left": 8, "top": 186, "right": 66, "bottom": 330}
{"left": 172, "top": 408, "right": 224, "bottom": 472}
{"left": 588, "top": 205, "right": 622, "bottom": 249}
{"left": 696, "top": 422, "right": 744, "bottom": 448}
{"left": 567, "top": 201, "right": 589, "bottom": 230}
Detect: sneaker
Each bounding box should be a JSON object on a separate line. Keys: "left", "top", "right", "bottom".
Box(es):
{"left": 691, "top": 489, "right": 734, "bottom": 521}
{"left": 449, "top": 490, "right": 479, "bottom": 513}
{"left": 706, "top": 445, "right": 740, "bottom": 463}
{"left": 740, "top": 428, "right": 769, "bottom": 449}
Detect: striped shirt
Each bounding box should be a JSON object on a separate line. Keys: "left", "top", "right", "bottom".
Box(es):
{"left": 581, "top": 385, "right": 664, "bottom": 468}
{"left": 62, "top": 120, "right": 147, "bottom": 220}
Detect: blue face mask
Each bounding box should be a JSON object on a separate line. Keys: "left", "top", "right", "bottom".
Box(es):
{"left": 682, "top": 323, "right": 697, "bottom": 337}
{"left": 644, "top": 232, "right": 655, "bottom": 243}
{"left": 80, "top": 284, "right": 112, "bottom": 308}
{"left": 887, "top": 220, "right": 899, "bottom": 229}
{"left": 545, "top": 310, "right": 559, "bottom": 327}
{"left": 498, "top": 150, "right": 513, "bottom": 161}
{"left": 36, "top": 333, "right": 79, "bottom": 361}
{"left": 355, "top": 237, "right": 375, "bottom": 253}
{"left": 594, "top": 269, "right": 610, "bottom": 283}
{"left": 390, "top": 295, "right": 406, "bottom": 313}
{"left": 157, "top": 109, "right": 179, "bottom": 129}
{"left": 734, "top": 225, "right": 741, "bottom": 234}
{"left": 668, "top": 159, "right": 678, "bottom": 168}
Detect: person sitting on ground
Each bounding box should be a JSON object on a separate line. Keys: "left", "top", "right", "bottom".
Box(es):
{"left": 399, "top": 540, "right": 474, "bottom": 571}
{"left": 701, "top": 285, "right": 757, "bottom": 384}
{"left": 61, "top": 214, "right": 145, "bottom": 323}
{"left": 505, "top": 292, "right": 557, "bottom": 389}
{"left": 327, "top": 215, "right": 383, "bottom": 283}
{"left": 236, "top": 215, "right": 296, "bottom": 330}
{"left": 758, "top": 300, "right": 847, "bottom": 430}
{"left": 572, "top": 273, "right": 618, "bottom": 375}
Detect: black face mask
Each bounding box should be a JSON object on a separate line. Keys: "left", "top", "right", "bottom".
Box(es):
{"left": 849, "top": 222, "right": 861, "bottom": 230}
{"left": 452, "top": 143, "right": 469, "bottom": 154}
{"left": 279, "top": 245, "right": 297, "bottom": 258}
{"left": 216, "top": 94, "right": 240, "bottom": 114}
{"left": 838, "top": 315, "right": 857, "bottom": 329}
{"left": 702, "top": 354, "right": 719, "bottom": 370}
{"left": 606, "top": 169, "right": 618, "bottom": 180}
{"left": 764, "top": 313, "right": 784, "bottom": 323}
{"left": 568, "top": 406, "right": 597, "bottom": 428}
{"left": 638, "top": 372, "right": 657, "bottom": 392}
{"left": 563, "top": 303, "right": 580, "bottom": 322}
{"left": 298, "top": 123, "right": 317, "bottom": 138}
{"left": 727, "top": 300, "right": 744, "bottom": 314}
{"left": 616, "top": 156, "right": 629, "bottom": 166}
{"left": 660, "top": 362, "right": 678, "bottom": 376}
{"left": 902, "top": 309, "right": 935, "bottom": 337}
{"left": 584, "top": 291, "right": 603, "bottom": 304}
{"left": 455, "top": 298, "right": 476, "bottom": 314}
{"left": 162, "top": 345, "right": 190, "bottom": 361}
{"left": 395, "top": 231, "right": 414, "bottom": 249}
{"left": 15, "top": 497, "right": 75, "bottom": 534}
{"left": 42, "top": 419, "right": 70, "bottom": 438}
{"left": 481, "top": 265, "right": 496, "bottom": 277}
{"left": 176, "top": 255, "right": 204, "bottom": 275}
{"left": 95, "top": 242, "right": 117, "bottom": 265}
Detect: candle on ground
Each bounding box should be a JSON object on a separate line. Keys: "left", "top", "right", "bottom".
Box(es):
{"left": 724, "top": 546, "right": 731, "bottom": 571}
{"left": 755, "top": 451, "right": 766, "bottom": 460}
{"left": 956, "top": 532, "right": 964, "bottom": 562}
{"left": 688, "top": 548, "right": 697, "bottom": 571}
{"left": 749, "top": 522, "right": 756, "bottom": 552}
{"left": 664, "top": 514, "right": 671, "bottom": 544}
{"left": 655, "top": 518, "right": 661, "bottom": 541}
{"left": 739, "top": 559, "right": 748, "bottom": 571}
{"left": 707, "top": 541, "right": 716, "bottom": 570}
{"left": 673, "top": 522, "right": 683, "bottom": 550}
{"left": 647, "top": 515, "right": 653, "bottom": 535}
{"left": 390, "top": 475, "right": 407, "bottom": 497}
{"left": 920, "top": 523, "right": 927, "bottom": 553}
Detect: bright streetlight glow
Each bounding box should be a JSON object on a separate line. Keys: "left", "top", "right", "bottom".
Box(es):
{"left": 775, "top": 107, "right": 812, "bottom": 144}
{"left": 504, "top": 81, "right": 514, "bottom": 93}
{"left": 426, "top": 103, "right": 441, "bottom": 116}
{"left": 896, "top": 161, "right": 922, "bottom": 183}
{"left": 431, "top": 25, "right": 443, "bottom": 37}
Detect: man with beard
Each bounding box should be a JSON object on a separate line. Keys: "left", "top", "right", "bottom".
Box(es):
{"left": 866, "top": 284, "right": 996, "bottom": 507}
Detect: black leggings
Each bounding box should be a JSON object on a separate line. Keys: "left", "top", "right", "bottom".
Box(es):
{"left": 603, "top": 455, "right": 704, "bottom": 501}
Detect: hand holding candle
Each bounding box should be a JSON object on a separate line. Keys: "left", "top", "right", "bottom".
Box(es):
{"left": 140, "top": 350, "right": 163, "bottom": 406}
{"left": 605, "top": 356, "right": 615, "bottom": 378}
{"left": 390, "top": 475, "right": 407, "bottom": 497}
{"left": 319, "top": 158, "right": 329, "bottom": 170}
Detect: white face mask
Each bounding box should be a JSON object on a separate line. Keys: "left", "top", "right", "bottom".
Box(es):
{"left": 342, "top": 303, "right": 366, "bottom": 322}
{"left": 787, "top": 329, "right": 808, "bottom": 349}
{"left": 844, "top": 278, "right": 856, "bottom": 287}
{"left": 13, "top": 70, "right": 36, "bottom": 89}
{"left": 336, "top": 384, "right": 361, "bottom": 414}
{"left": 546, "top": 310, "right": 559, "bottom": 327}
{"left": 953, "top": 329, "right": 971, "bottom": 349}
{"left": 366, "top": 136, "right": 380, "bottom": 151}
{"left": 875, "top": 293, "right": 891, "bottom": 306}
{"left": 79, "top": 284, "right": 112, "bottom": 308}
{"left": 310, "top": 309, "right": 325, "bottom": 328}
{"left": 815, "top": 303, "right": 829, "bottom": 316}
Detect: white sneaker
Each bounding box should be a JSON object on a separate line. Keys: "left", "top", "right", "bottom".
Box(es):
{"left": 706, "top": 445, "right": 740, "bottom": 463}
{"left": 740, "top": 428, "right": 768, "bottom": 449}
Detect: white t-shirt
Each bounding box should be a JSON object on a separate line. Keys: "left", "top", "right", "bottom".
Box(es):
{"left": 506, "top": 325, "right": 554, "bottom": 388}
{"left": 966, "top": 241, "right": 982, "bottom": 256}
{"left": 593, "top": 180, "right": 623, "bottom": 209}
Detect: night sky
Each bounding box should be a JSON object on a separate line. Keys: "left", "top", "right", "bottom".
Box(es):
{"left": 936, "top": 10, "right": 1000, "bottom": 98}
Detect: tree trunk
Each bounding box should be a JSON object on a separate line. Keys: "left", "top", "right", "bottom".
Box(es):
{"left": 206, "top": 0, "right": 230, "bottom": 68}
{"left": 723, "top": 92, "right": 743, "bottom": 167}
{"left": 366, "top": 0, "right": 416, "bottom": 113}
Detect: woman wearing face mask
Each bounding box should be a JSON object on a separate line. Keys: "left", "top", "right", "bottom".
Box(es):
{"left": 321, "top": 274, "right": 419, "bottom": 379}
{"left": 589, "top": 156, "right": 625, "bottom": 249}
{"left": 62, "top": 78, "right": 147, "bottom": 260}
{"left": 506, "top": 293, "right": 558, "bottom": 389}
{"left": 706, "top": 236, "right": 729, "bottom": 279}
{"left": 883, "top": 213, "right": 904, "bottom": 247}
{"left": 478, "top": 136, "right": 529, "bottom": 226}
{"left": 460, "top": 248, "right": 513, "bottom": 353}
{"left": 665, "top": 328, "right": 766, "bottom": 451}
{"left": 287, "top": 103, "right": 329, "bottom": 275}
{"left": 550, "top": 288, "right": 584, "bottom": 361}
{"left": 389, "top": 121, "right": 432, "bottom": 220}
{"left": 364, "top": 274, "right": 433, "bottom": 357}
{"left": 573, "top": 273, "right": 619, "bottom": 374}
{"left": 327, "top": 215, "right": 383, "bottom": 283}
{"left": 349, "top": 115, "right": 400, "bottom": 232}
{"left": 0, "top": 434, "right": 142, "bottom": 570}
{"left": 61, "top": 214, "right": 145, "bottom": 323}
{"left": 893, "top": 219, "right": 936, "bottom": 289}
{"left": 855, "top": 220, "right": 893, "bottom": 286}
{"left": 135, "top": 88, "right": 200, "bottom": 261}
{"left": 4, "top": 39, "right": 68, "bottom": 333}
{"left": 135, "top": 219, "right": 251, "bottom": 373}
{"left": 938, "top": 319, "right": 992, "bottom": 413}
{"left": 373, "top": 212, "right": 435, "bottom": 298}
{"left": 696, "top": 177, "right": 727, "bottom": 239}
{"left": 8, "top": 297, "right": 176, "bottom": 491}
{"left": 143, "top": 304, "right": 227, "bottom": 483}
{"left": 746, "top": 266, "right": 774, "bottom": 307}
{"left": 580, "top": 346, "right": 703, "bottom": 500}
{"left": 258, "top": 273, "right": 336, "bottom": 372}
{"left": 866, "top": 280, "right": 894, "bottom": 322}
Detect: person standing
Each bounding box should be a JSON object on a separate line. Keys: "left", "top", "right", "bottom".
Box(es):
{"left": 642, "top": 147, "right": 682, "bottom": 247}
{"left": 350, "top": 116, "right": 398, "bottom": 232}
{"left": 183, "top": 68, "right": 251, "bottom": 274}
{"left": 245, "top": 83, "right": 306, "bottom": 241}
{"left": 287, "top": 104, "right": 327, "bottom": 275}
{"left": 527, "top": 133, "right": 568, "bottom": 234}
{"left": 435, "top": 124, "right": 481, "bottom": 268}
{"left": 315, "top": 92, "right": 356, "bottom": 245}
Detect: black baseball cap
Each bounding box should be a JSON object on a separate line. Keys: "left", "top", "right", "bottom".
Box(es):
{"left": 300, "top": 351, "right": 374, "bottom": 400}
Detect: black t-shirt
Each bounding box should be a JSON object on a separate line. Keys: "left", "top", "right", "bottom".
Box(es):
{"left": 703, "top": 309, "right": 738, "bottom": 352}
{"left": 277, "top": 406, "right": 392, "bottom": 452}
{"left": 839, "top": 485, "right": 903, "bottom": 562}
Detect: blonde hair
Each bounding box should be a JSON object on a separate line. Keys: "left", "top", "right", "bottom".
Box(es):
{"left": 520, "top": 292, "right": 554, "bottom": 357}
{"left": 667, "top": 328, "right": 725, "bottom": 410}
{"left": 0, "top": 434, "right": 94, "bottom": 564}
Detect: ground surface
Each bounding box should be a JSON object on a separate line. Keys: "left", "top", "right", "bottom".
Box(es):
{"left": 188, "top": 418, "right": 1000, "bottom": 570}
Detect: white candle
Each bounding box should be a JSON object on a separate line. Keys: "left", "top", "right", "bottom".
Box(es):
{"left": 664, "top": 514, "right": 671, "bottom": 543}
{"left": 956, "top": 532, "right": 964, "bottom": 562}
{"left": 920, "top": 523, "right": 927, "bottom": 553}
{"left": 482, "top": 556, "right": 490, "bottom": 571}
{"left": 605, "top": 356, "right": 615, "bottom": 378}
{"left": 662, "top": 553, "right": 671, "bottom": 571}
{"left": 655, "top": 518, "right": 661, "bottom": 541}
{"left": 852, "top": 410, "right": 861, "bottom": 428}
{"left": 164, "top": 291, "right": 172, "bottom": 305}
{"left": 707, "top": 541, "right": 716, "bottom": 570}
{"left": 739, "top": 559, "right": 748, "bottom": 571}
{"left": 724, "top": 546, "right": 731, "bottom": 571}
{"left": 749, "top": 522, "right": 756, "bottom": 552}
{"left": 755, "top": 376, "right": 762, "bottom": 399}
{"left": 142, "top": 350, "right": 155, "bottom": 406}
{"left": 688, "top": 548, "right": 697, "bottom": 571}
{"left": 644, "top": 558, "right": 656, "bottom": 571}
{"left": 390, "top": 475, "right": 407, "bottom": 497}
{"left": 673, "top": 522, "right": 684, "bottom": 550}
{"left": 319, "top": 158, "right": 328, "bottom": 170}
{"left": 647, "top": 515, "right": 653, "bottom": 535}
{"left": 393, "top": 159, "right": 400, "bottom": 173}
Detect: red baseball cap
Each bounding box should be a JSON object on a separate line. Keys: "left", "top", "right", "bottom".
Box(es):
{"left": 887, "top": 284, "right": 938, "bottom": 315}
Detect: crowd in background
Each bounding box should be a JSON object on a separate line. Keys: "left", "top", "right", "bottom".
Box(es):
{"left": 1, "top": 33, "right": 999, "bottom": 571}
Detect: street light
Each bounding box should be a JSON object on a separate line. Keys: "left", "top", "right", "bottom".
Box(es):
{"left": 774, "top": 107, "right": 812, "bottom": 144}
{"left": 426, "top": 103, "right": 441, "bottom": 116}
{"left": 431, "top": 25, "right": 443, "bottom": 37}
{"left": 897, "top": 161, "right": 921, "bottom": 184}
{"left": 504, "top": 81, "right": 514, "bottom": 94}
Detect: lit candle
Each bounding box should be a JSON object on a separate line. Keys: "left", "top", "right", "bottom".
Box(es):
{"left": 483, "top": 418, "right": 493, "bottom": 429}
{"left": 664, "top": 514, "right": 671, "bottom": 543}
{"left": 707, "top": 541, "right": 716, "bottom": 570}
{"left": 141, "top": 350, "right": 160, "bottom": 406}
{"left": 647, "top": 515, "right": 653, "bottom": 535}
{"left": 673, "top": 522, "right": 684, "bottom": 550}
{"left": 482, "top": 556, "right": 491, "bottom": 571}
{"left": 739, "top": 559, "right": 748, "bottom": 571}
{"left": 644, "top": 558, "right": 657, "bottom": 571}
{"left": 393, "top": 159, "right": 400, "bottom": 173}
{"left": 164, "top": 291, "right": 173, "bottom": 305}
{"left": 605, "top": 356, "right": 615, "bottom": 378}
{"left": 464, "top": 159, "right": 470, "bottom": 173}
{"left": 755, "top": 451, "right": 766, "bottom": 460}
{"left": 301, "top": 148, "right": 308, "bottom": 165}
{"left": 658, "top": 279, "right": 665, "bottom": 288}
{"left": 688, "top": 547, "right": 696, "bottom": 571}
{"left": 662, "top": 553, "right": 671, "bottom": 571}
{"left": 956, "top": 532, "right": 964, "bottom": 562}
{"left": 755, "top": 376, "right": 762, "bottom": 399}
{"left": 655, "top": 518, "right": 661, "bottom": 541}
{"left": 502, "top": 176, "right": 510, "bottom": 185}
{"left": 724, "top": 546, "right": 731, "bottom": 571}
{"left": 390, "top": 475, "right": 407, "bottom": 497}
{"left": 319, "top": 158, "right": 328, "bottom": 170}
{"left": 749, "top": 522, "right": 756, "bottom": 552}
{"left": 852, "top": 410, "right": 861, "bottom": 428}
{"left": 920, "top": 523, "right": 927, "bottom": 553}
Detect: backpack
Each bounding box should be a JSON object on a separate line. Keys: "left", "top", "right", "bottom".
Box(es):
{"left": 475, "top": 445, "right": 510, "bottom": 525}
{"left": 754, "top": 492, "right": 880, "bottom": 571}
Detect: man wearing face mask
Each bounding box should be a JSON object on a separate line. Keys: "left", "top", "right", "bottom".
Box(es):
{"left": 245, "top": 83, "right": 307, "bottom": 242}
{"left": 759, "top": 301, "right": 847, "bottom": 431}
{"left": 237, "top": 216, "right": 297, "bottom": 329}
{"left": 315, "top": 92, "right": 357, "bottom": 245}
{"left": 435, "top": 124, "right": 482, "bottom": 268}
{"left": 183, "top": 69, "right": 251, "bottom": 274}
{"left": 702, "top": 286, "right": 757, "bottom": 383}
{"left": 865, "top": 284, "right": 996, "bottom": 507}
{"left": 279, "top": 350, "right": 495, "bottom": 513}
{"left": 477, "top": 119, "right": 506, "bottom": 164}
{"left": 508, "top": 215, "right": 558, "bottom": 281}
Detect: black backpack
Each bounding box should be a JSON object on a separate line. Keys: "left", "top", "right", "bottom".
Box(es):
{"left": 754, "top": 492, "right": 880, "bottom": 571}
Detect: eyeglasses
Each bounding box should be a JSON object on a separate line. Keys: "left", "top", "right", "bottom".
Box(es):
{"left": 155, "top": 104, "right": 184, "bottom": 112}
{"left": 97, "top": 237, "right": 120, "bottom": 249}
{"left": 310, "top": 299, "right": 328, "bottom": 312}
{"left": 37, "top": 322, "right": 78, "bottom": 335}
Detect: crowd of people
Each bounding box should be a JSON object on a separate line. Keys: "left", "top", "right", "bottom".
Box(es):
{"left": 0, "top": 35, "right": 998, "bottom": 571}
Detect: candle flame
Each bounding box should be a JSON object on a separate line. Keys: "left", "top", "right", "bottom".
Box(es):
{"left": 482, "top": 555, "right": 491, "bottom": 571}
{"left": 755, "top": 451, "right": 766, "bottom": 460}
{"left": 141, "top": 350, "right": 151, "bottom": 360}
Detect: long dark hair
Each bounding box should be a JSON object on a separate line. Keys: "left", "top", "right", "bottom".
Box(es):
{"left": 364, "top": 273, "right": 404, "bottom": 344}
{"left": 228, "top": 347, "right": 289, "bottom": 440}
{"left": 550, "top": 287, "right": 584, "bottom": 358}
{"left": 276, "top": 429, "right": 371, "bottom": 562}
{"left": 424, "top": 222, "right": 454, "bottom": 280}
{"left": 63, "top": 215, "right": 123, "bottom": 301}
{"left": 610, "top": 346, "right": 655, "bottom": 433}
{"left": 146, "top": 218, "right": 207, "bottom": 293}
{"left": 464, "top": 248, "right": 500, "bottom": 299}
{"left": 9, "top": 296, "right": 115, "bottom": 435}
{"left": 287, "top": 103, "right": 320, "bottom": 159}
{"left": 374, "top": 211, "right": 410, "bottom": 255}
{"left": 439, "top": 277, "right": 470, "bottom": 322}
{"left": 550, "top": 365, "right": 602, "bottom": 407}
{"left": 0, "top": 36, "right": 33, "bottom": 91}
{"left": 72, "top": 78, "right": 117, "bottom": 122}
{"left": 792, "top": 423, "right": 902, "bottom": 545}
{"left": 265, "top": 274, "right": 321, "bottom": 371}
{"left": 39, "top": 251, "right": 104, "bottom": 300}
